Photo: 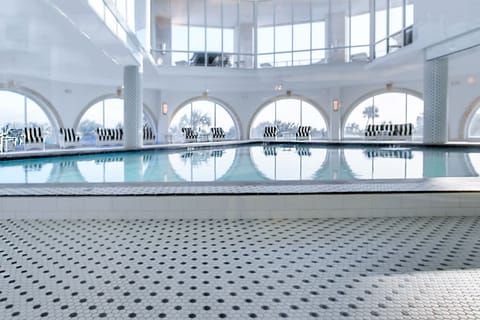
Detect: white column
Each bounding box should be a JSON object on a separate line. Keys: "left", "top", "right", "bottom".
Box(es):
{"left": 124, "top": 65, "right": 143, "bottom": 149}
{"left": 423, "top": 57, "right": 448, "bottom": 144}
{"left": 326, "top": 10, "right": 346, "bottom": 63}
{"left": 235, "top": 23, "right": 254, "bottom": 68}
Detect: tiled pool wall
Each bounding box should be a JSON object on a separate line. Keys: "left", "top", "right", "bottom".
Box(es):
{"left": 1, "top": 192, "right": 480, "bottom": 220}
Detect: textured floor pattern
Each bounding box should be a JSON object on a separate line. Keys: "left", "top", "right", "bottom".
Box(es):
{"left": 1, "top": 217, "right": 480, "bottom": 319}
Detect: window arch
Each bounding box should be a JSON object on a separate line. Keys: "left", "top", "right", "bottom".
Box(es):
{"left": 343, "top": 90, "right": 423, "bottom": 140}
{"left": 465, "top": 97, "right": 480, "bottom": 139}
{"left": 76, "top": 97, "right": 156, "bottom": 145}
{"left": 169, "top": 98, "right": 238, "bottom": 141}
{"left": 250, "top": 97, "right": 328, "bottom": 139}
{"left": 0, "top": 89, "right": 58, "bottom": 146}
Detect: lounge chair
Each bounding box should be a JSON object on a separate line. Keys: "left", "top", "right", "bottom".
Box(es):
{"left": 181, "top": 127, "right": 198, "bottom": 143}
{"left": 263, "top": 126, "right": 278, "bottom": 140}
{"left": 59, "top": 128, "right": 81, "bottom": 148}
{"left": 143, "top": 126, "right": 156, "bottom": 145}
{"left": 95, "top": 128, "right": 124, "bottom": 147}
{"left": 24, "top": 127, "right": 45, "bottom": 151}
{"left": 296, "top": 126, "right": 312, "bottom": 140}
{"left": 210, "top": 127, "right": 225, "bottom": 141}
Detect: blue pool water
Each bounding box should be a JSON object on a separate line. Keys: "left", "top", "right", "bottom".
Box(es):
{"left": 0, "top": 143, "right": 479, "bottom": 184}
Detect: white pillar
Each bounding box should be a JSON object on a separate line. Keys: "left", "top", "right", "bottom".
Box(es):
{"left": 124, "top": 65, "right": 143, "bottom": 149}
{"left": 326, "top": 10, "right": 346, "bottom": 63}
{"left": 235, "top": 23, "right": 254, "bottom": 68}
{"left": 423, "top": 57, "right": 448, "bottom": 144}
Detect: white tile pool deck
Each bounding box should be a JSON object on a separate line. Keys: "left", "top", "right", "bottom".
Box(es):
{"left": 1, "top": 141, "right": 480, "bottom": 319}
{"left": 1, "top": 217, "right": 479, "bottom": 319}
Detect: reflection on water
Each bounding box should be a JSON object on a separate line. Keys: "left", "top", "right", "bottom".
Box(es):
{"left": 0, "top": 144, "right": 479, "bottom": 184}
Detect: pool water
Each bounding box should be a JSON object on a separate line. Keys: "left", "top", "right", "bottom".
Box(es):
{"left": 0, "top": 143, "right": 479, "bottom": 184}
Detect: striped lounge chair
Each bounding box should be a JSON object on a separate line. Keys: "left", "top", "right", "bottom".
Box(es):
{"left": 210, "top": 127, "right": 225, "bottom": 141}
{"left": 296, "top": 126, "right": 312, "bottom": 140}
{"left": 143, "top": 126, "right": 156, "bottom": 145}
{"left": 95, "top": 128, "right": 124, "bottom": 147}
{"left": 24, "top": 127, "right": 45, "bottom": 151}
{"left": 263, "top": 126, "right": 278, "bottom": 140}
{"left": 59, "top": 128, "right": 81, "bottom": 148}
{"left": 181, "top": 127, "right": 198, "bottom": 143}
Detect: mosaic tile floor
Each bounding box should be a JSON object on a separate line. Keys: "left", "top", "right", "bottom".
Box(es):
{"left": 1, "top": 217, "right": 480, "bottom": 319}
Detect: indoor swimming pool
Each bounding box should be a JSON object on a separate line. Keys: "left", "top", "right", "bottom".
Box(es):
{"left": 0, "top": 142, "right": 479, "bottom": 184}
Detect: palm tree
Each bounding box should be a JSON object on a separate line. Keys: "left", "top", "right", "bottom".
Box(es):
{"left": 362, "top": 105, "right": 379, "bottom": 127}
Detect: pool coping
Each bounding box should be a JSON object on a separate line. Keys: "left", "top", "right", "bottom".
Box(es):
{"left": 3, "top": 139, "right": 480, "bottom": 161}
{"left": 1, "top": 177, "right": 480, "bottom": 197}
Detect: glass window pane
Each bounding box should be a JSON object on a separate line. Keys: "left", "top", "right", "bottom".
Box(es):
{"left": 223, "top": 28, "right": 234, "bottom": 53}
{"left": 169, "top": 100, "right": 237, "bottom": 140}
{"left": 258, "top": 27, "right": 274, "bottom": 54}
{"left": 26, "top": 98, "right": 52, "bottom": 143}
{"left": 206, "top": 27, "right": 222, "bottom": 52}
{"left": 293, "top": 23, "right": 310, "bottom": 52}
{"left": 293, "top": 51, "right": 311, "bottom": 66}
{"left": 275, "top": 24, "right": 292, "bottom": 52}
{"left": 350, "top": 12, "right": 370, "bottom": 56}
{"left": 191, "top": 100, "right": 214, "bottom": 134}
{"left": 344, "top": 97, "right": 374, "bottom": 138}
{"left": 78, "top": 102, "right": 103, "bottom": 144}
{"left": 0, "top": 91, "right": 25, "bottom": 129}
{"left": 214, "top": 105, "right": 236, "bottom": 139}
{"left": 172, "top": 25, "right": 188, "bottom": 51}
{"left": 343, "top": 92, "right": 424, "bottom": 140}
{"left": 274, "top": 52, "right": 292, "bottom": 67}
{"left": 169, "top": 103, "right": 191, "bottom": 140}
{"left": 189, "top": 0, "right": 204, "bottom": 26}
{"left": 389, "top": 0, "right": 404, "bottom": 35}
{"left": 406, "top": 1, "right": 414, "bottom": 26}
{"left": 300, "top": 101, "right": 327, "bottom": 139}
{"left": 257, "top": 1, "right": 273, "bottom": 53}
{"left": 104, "top": 98, "right": 124, "bottom": 128}
{"left": 406, "top": 95, "right": 423, "bottom": 139}
{"left": 311, "top": 49, "right": 325, "bottom": 64}
{"left": 275, "top": 99, "right": 300, "bottom": 136}
{"left": 189, "top": 26, "right": 205, "bottom": 53}
{"left": 375, "top": 0, "right": 387, "bottom": 38}
{"left": 374, "top": 92, "right": 406, "bottom": 124}
{"left": 469, "top": 108, "right": 480, "bottom": 138}
{"left": 250, "top": 103, "right": 275, "bottom": 138}
{"left": 311, "top": 22, "right": 325, "bottom": 50}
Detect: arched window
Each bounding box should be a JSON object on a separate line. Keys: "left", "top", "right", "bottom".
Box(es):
{"left": 77, "top": 97, "right": 155, "bottom": 145}
{"left": 250, "top": 97, "right": 327, "bottom": 139}
{"left": 466, "top": 99, "right": 480, "bottom": 139}
{"left": 0, "top": 89, "right": 56, "bottom": 146}
{"left": 169, "top": 99, "right": 238, "bottom": 141}
{"left": 343, "top": 91, "right": 423, "bottom": 140}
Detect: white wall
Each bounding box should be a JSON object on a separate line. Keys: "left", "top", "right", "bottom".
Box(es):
{"left": 9, "top": 72, "right": 480, "bottom": 144}
{"left": 415, "top": 0, "right": 480, "bottom": 49}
